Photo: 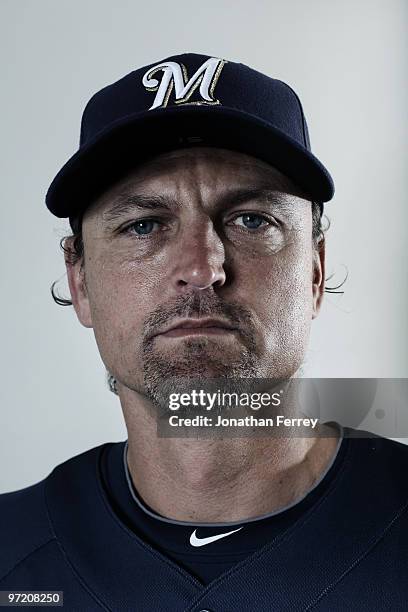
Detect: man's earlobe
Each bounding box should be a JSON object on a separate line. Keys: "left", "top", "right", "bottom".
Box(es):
{"left": 312, "top": 238, "right": 325, "bottom": 319}
{"left": 64, "top": 242, "right": 93, "bottom": 328}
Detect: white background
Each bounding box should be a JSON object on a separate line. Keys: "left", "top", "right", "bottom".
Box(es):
{"left": 1, "top": 0, "right": 407, "bottom": 492}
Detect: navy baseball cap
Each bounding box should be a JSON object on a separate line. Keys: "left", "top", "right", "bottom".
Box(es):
{"left": 45, "top": 53, "right": 334, "bottom": 221}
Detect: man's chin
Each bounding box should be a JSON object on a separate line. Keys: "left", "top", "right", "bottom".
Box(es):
{"left": 150, "top": 358, "right": 242, "bottom": 380}
{"left": 142, "top": 342, "right": 259, "bottom": 409}
{"left": 153, "top": 334, "right": 240, "bottom": 352}
{"left": 150, "top": 335, "right": 240, "bottom": 365}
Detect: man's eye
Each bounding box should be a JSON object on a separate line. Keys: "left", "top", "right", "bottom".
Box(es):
{"left": 232, "top": 213, "right": 270, "bottom": 230}
{"left": 126, "top": 219, "right": 159, "bottom": 236}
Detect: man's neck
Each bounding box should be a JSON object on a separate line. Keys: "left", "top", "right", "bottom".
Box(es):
{"left": 120, "top": 386, "right": 341, "bottom": 523}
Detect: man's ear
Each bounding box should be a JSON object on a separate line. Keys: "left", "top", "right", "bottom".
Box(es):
{"left": 312, "top": 237, "right": 325, "bottom": 319}
{"left": 65, "top": 238, "right": 93, "bottom": 328}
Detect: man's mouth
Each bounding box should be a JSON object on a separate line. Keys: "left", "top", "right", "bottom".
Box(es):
{"left": 152, "top": 318, "right": 238, "bottom": 339}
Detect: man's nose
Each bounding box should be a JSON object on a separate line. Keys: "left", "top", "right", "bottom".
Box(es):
{"left": 171, "top": 223, "right": 226, "bottom": 291}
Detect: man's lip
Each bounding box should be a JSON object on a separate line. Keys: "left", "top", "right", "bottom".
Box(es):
{"left": 152, "top": 318, "right": 238, "bottom": 339}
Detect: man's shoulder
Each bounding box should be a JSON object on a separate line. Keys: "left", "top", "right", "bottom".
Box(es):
{"left": 339, "top": 427, "right": 408, "bottom": 505}
{"left": 0, "top": 442, "right": 110, "bottom": 582}
{"left": 345, "top": 426, "right": 408, "bottom": 462}
{"left": 0, "top": 478, "right": 54, "bottom": 581}
{"left": 345, "top": 427, "right": 408, "bottom": 454}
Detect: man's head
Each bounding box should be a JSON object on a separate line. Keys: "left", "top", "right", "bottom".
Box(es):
{"left": 46, "top": 53, "right": 334, "bottom": 403}
{"left": 64, "top": 146, "right": 325, "bottom": 403}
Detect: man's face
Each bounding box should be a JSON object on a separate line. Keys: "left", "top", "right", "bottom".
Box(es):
{"left": 67, "top": 148, "right": 324, "bottom": 401}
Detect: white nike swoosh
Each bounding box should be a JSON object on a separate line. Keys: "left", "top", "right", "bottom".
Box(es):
{"left": 190, "top": 527, "right": 243, "bottom": 547}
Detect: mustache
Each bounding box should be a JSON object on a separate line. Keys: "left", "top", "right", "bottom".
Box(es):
{"left": 142, "top": 291, "right": 256, "bottom": 345}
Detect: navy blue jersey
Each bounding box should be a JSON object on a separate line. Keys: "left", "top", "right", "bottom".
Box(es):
{"left": 1, "top": 429, "right": 408, "bottom": 611}
{"left": 100, "top": 433, "right": 347, "bottom": 585}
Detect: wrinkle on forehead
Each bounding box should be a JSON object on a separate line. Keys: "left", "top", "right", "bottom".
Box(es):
{"left": 85, "top": 147, "right": 311, "bottom": 222}
{"left": 136, "top": 147, "right": 308, "bottom": 198}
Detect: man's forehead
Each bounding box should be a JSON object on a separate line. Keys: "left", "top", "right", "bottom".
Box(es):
{"left": 88, "top": 147, "right": 310, "bottom": 215}
{"left": 123, "top": 147, "right": 302, "bottom": 188}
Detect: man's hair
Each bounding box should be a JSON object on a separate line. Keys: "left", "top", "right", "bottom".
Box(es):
{"left": 51, "top": 201, "right": 344, "bottom": 306}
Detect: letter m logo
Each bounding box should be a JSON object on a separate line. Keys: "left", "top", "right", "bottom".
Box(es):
{"left": 142, "top": 58, "right": 226, "bottom": 110}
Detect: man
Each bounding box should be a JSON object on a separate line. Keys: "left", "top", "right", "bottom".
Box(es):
{"left": 1, "top": 53, "right": 407, "bottom": 611}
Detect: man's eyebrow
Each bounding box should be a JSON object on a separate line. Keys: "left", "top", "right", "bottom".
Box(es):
{"left": 101, "top": 187, "right": 302, "bottom": 224}
{"left": 217, "top": 188, "right": 301, "bottom": 211}
{"left": 102, "top": 193, "right": 176, "bottom": 224}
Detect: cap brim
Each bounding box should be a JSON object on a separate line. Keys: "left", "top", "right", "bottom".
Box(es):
{"left": 46, "top": 105, "right": 334, "bottom": 218}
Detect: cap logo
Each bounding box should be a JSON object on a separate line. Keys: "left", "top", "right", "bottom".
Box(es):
{"left": 142, "top": 57, "right": 226, "bottom": 110}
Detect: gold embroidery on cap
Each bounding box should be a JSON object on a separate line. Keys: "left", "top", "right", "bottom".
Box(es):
{"left": 142, "top": 58, "right": 227, "bottom": 110}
